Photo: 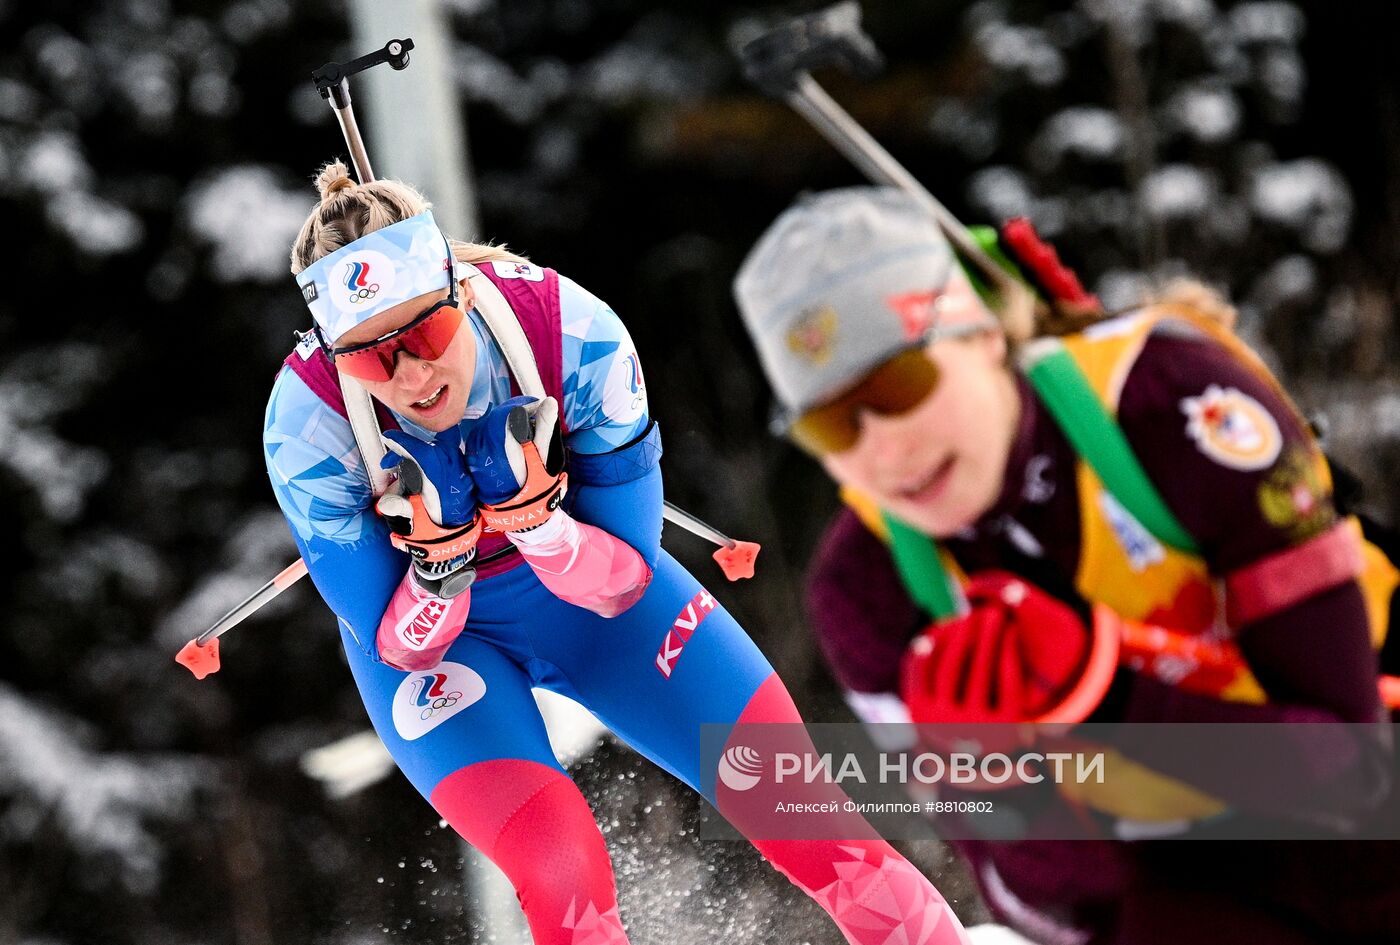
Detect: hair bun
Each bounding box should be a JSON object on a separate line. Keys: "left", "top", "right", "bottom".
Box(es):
{"left": 315, "top": 160, "right": 356, "bottom": 199}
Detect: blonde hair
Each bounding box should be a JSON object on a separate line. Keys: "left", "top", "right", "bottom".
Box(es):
{"left": 1139, "top": 277, "right": 1238, "bottom": 331}
{"left": 289, "top": 159, "right": 526, "bottom": 275}
{"left": 1021, "top": 276, "right": 1238, "bottom": 339}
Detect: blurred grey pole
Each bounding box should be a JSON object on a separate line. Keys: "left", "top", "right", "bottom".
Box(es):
{"left": 348, "top": 0, "right": 479, "bottom": 237}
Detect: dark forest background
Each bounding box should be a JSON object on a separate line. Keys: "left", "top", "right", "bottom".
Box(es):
{"left": 1, "top": 1, "right": 1397, "bottom": 943}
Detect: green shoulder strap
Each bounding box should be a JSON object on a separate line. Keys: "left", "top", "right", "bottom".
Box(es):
{"left": 970, "top": 225, "right": 1194, "bottom": 553}
{"left": 882, "top": 510, "right": 961, "bottom": 621}
{"left": 1022, "top": 341, "right": 1199, "bottom": 554}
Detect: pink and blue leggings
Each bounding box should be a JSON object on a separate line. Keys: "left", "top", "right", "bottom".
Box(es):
{"left": 343, "top": 550, "right": 968, "bottom": 944}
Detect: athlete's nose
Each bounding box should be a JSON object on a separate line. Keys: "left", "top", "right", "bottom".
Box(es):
{"left": 856, "top": 409, "right": 922, "bottom": 488}
{"left": 392, "top": 351, "right": 433, "bottom": 390}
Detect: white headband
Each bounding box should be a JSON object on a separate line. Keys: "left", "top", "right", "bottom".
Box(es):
{"left": 297, "top": 210, "right": 458, "bottom": 344}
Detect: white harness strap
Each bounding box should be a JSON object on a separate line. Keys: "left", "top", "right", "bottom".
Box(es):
{"left": 462, "top": 262, "right": 547, "bottom": 399}
{"left": 340, "top": 376, "right": 392, "bottom": 495}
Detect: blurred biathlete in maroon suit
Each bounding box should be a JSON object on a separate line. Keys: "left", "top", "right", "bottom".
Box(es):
{"left": 733, "top": 187, "right": 1400, "bottom": 945}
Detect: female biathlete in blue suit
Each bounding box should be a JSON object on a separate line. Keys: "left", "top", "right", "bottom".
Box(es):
{"left": 262, "top": 161, "right": 971, "bottom": 945}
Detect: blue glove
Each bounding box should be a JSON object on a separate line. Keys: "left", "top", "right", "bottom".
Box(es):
{"left": 380, "top": 425, "right": 478, "bottom": 527}
{"left": 464, "top": 395, "right": 563, "bottom": 506}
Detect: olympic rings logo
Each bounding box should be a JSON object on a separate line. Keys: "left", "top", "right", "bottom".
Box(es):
{"left": 347, "top": 284, "right": 381, "bottom": 303}
{"left": 419, "top": 690, "right": 463, "bottom": 721}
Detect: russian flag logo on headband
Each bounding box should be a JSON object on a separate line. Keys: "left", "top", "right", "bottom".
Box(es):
{"left": 328, "top": 250, "right": 396, "bottom": 312}
{"left": 343, "top": 260, "right": 380, "bottom": 303}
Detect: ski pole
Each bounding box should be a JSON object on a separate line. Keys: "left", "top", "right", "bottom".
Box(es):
{"left": 176, "top": 504, "right": 759, "bottom": 679}
{"left": 1119, "top": 619, "right": 1400, "bottom": 711}
{"left": 663, "top": 499, "right": 761, "bottom": 582}
{"left": 735, "top": 2, "right": 1038, "bottom": 339}
{"left": 177, "top": 39, "right": 408, "bottom": 679}
{"left": 175, "top": 559, "right": 309, "bottom": 679}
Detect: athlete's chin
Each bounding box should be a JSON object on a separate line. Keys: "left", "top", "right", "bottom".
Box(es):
{"left": 414, "top": 413, "right": 462, "bottom": 434}
{"left": 888, "top": 502, "right": 971, "bottom": 538}
{"left": 885, "top": 478, "right": 990, "bottom": 538}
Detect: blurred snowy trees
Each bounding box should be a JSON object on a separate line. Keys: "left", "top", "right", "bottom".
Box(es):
{"left": 941, "top": 0, "right": 1398, "bottom": 496}
{"left": 954, "top": 1, "right": 1345, "bottom": 312}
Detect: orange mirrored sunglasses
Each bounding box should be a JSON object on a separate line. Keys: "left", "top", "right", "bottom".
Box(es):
{"left": 782, "top": 321, "right": 995, "bottom": 454}
{"left": 331, "top": 287, "right": 464, "bottom": 382}
{"left": 786, "top": 346, "right": 941, "bottom": 454}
